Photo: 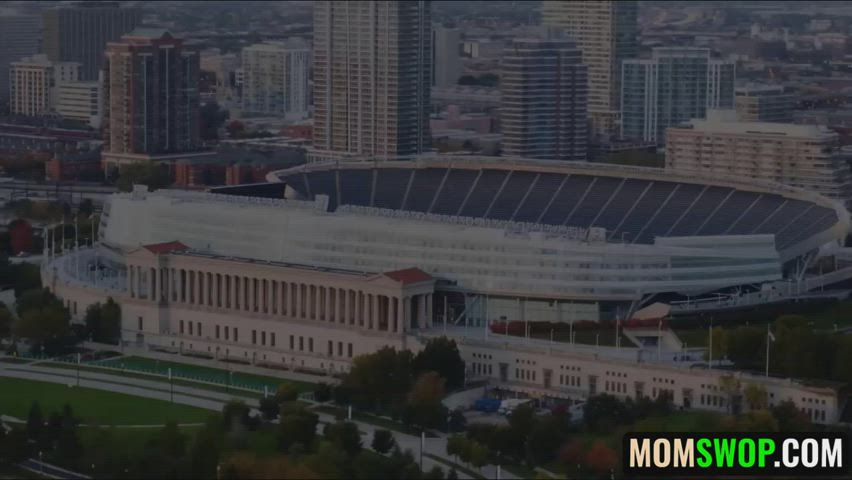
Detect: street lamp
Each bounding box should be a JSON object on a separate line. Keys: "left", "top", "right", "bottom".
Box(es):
{"left": 38, "top": 451, "right": 43, "bottom": 474}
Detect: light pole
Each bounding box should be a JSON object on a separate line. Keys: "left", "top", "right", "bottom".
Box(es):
{"left": 38, "top": 451, "right": 43, "bottom": 474}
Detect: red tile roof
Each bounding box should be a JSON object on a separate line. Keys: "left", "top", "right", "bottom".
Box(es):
{"left": 384, "top": 267, "right": 433, "bottom": 285}
{"left": 143, "top": 241, "right": 189, "bottom": 254}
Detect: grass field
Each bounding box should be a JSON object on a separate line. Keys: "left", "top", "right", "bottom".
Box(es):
{"left": 0, "top": 377, "right": 212, "bottom": 425}
{"left": 0, "top": 357, "right": 33, "bottom": 364}
{"left": 92, "top": 356, "right": 315, "bottom": 393}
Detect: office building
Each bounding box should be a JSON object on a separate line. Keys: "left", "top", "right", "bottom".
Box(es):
{"left": 735, "top": 84, "right": 794, "bottom": 123}
{"left": 241, "top": 41, "right": 310, "bottom": 119}
{"left": 43, "top": 1, "right": 142, "bottom": 81}
{"left": 501, "top": 38, "right": 588, "bottom": 161}
{"left": 312, "top": 0, "right": 432, "bottom": 161}
{"left": 667, "top": 110, "right": 852, "bottom": 203}
{"left": 102, "top": 29, "right": 201, "bottom": 168}
{"left": 541, "top": 0, "right": 638, "bottom": 141}
{"left": 0, "top": 14, "right": 42, "bottom": 105}
{"left": 9, "top": 54, "right": 80, "bottom": 117}
{"left": 621, "top": 48, "right": 735, "bottom": 144}
{"left": 56, "top": 79, "right": 103, "bottom": 128}
{"left": 432, "top": 26, "right": 462, "bottom": 88}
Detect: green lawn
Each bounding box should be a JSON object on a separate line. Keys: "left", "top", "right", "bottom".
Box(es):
{"left": 0, "top": 356, "right": 33, "bottom": 364}
{"left": 39, "top": 361, "right": 267, "bottom": 399}
{"left": 92, "top": 355, "right": 315, "bottom": 393}
{"left": 0, "top": 377, "right": 212, "bottom": 425}
{"left": 313, "top": 405, "right": 439, "bottom": 437}
{"left": 423, "top": 453, "right": 485, "bottom": 479}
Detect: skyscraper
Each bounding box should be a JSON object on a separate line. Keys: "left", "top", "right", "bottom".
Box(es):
{"left": 43, "top": 1, "right": 142, "bottom": 81}
{"left": 312, "top": 0, "right": 432, "bottom": 161}
{"left": 621, "top": 48, "right": 735, "bottom": 144}
{"left": 432, "top": 26, "right": 462, "bottom": 88}
{"left": 9, "top": 54, "right": 80, "bottom": 117}
{"left": 241, "top": 40, "right": 311, "bottom": 119}
{"left": 0, "top": 14, "right": 42, "bottom": 105}
{"left": 541, "top": 0, "right": 638, "bottom": 142}
{"left": 501, "top": 38, "right": 588, "bottom": 161}
{"left": 102, "top": 29, "right": 201, "bottom": 168}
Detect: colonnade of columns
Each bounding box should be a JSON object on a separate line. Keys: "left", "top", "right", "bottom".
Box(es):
{"left": 127, "top": 264, "right": 434, "bottom": 333}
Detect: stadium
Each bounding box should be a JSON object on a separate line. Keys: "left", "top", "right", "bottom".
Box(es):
{"left": 40, "top": 156, "right": 850, "bottom": 422}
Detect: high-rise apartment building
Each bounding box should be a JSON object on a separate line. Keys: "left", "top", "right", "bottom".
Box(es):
{"left": 621, "top": 48, "right": 735, "bottom": 144}
{"left": 501, "top": 38, "right": 588, "bottom": 161}
{"left": 9, "top": 54, "right": 80, "bottom": 117}
{"left": 432, "top": 26, "right": 462, "bottom": 88}
{"left": 56, "top": 80, "right": 103, "bottom": 128}
{"left": 0, "top": 14, "right": 42, "bottom": 105}
{"left": 241, "top": 40, "right": 311, "bottom": 119}
{"left": 312, "top": 0, "right": 432, "bottom": 161}
{"left": 735, "top": 84, "right": 794, "bottom": 123}
{"left": 43, "top": 1, "right": 142, "bottom": 81}
{"left": 667, "top": 110, "right": 852, "bottom": 204}
{"left": 102, "top": 29, "right": 201, "bottom": 168}
{"left": 541, "top": 0, "right": 637, "bottom": 142}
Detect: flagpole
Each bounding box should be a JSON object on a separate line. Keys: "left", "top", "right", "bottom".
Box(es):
{"left": 708, "top": 319, "right": 713, "bottom": 370}
{"left": 765, "top": 324, "right": 771, "bottom": 377}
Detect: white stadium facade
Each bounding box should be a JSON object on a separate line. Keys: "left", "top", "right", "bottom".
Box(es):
{"left": 44, "top": 156, "right": 850, "bottom": 423}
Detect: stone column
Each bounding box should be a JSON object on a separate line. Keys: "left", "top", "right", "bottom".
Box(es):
{"left": 425, "top": 293, "right": 433, "bottom": 328}
{"left": 403, "top": 297, "right": 411, "bottom": 332}
{"left": 386, "top": 296, "right": 393, "bottom": 332}
{"left": 295, "top": 283, "right": 302, "bottom": 319}
{"left": 326, "top": 287, "right": 333, "bottom": 322}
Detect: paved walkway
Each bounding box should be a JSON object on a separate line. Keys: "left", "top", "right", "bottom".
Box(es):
{"left": 0, "top": 362, "right": 512, "bottom": 479}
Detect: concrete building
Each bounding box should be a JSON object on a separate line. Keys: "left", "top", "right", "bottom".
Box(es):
{"left": 311, "top": 0, "right": 432, "bottom": 161}
{"left": 501, "top": 38, "right": 588, "bottom": 161}
{"left": 56, "top": 79, "right": 103, "bottom": 128}
{"left": 200, "top": 49, "right": 241, "bottom": 104}
{"left": 9, "top": 55, "right": 80, "bottom": 117}
{"left": 241, "top": 40, "right": 310, "bottom": 119}
{"left": 0, "top": 14, "right": 42, "bottom": 105}
{"left": 735, "top": 84, "right": 794, "bottom": 123}
{"left": 666, "top": 110, "right": 852, "bottom": 204}
{"left": 102, "top": 29, "right": 201, "bottom": 168}
{"left": 42, "top": 1, "right": 142, "bottom": 81}
{"left": 432, "top": 26, "right": 462, "bottom": 88}
{"left": 541, "top": 0, "right": 638, "bottom": 142}
{"left": 621, "top": 48, "right": 735, "bottom": 145}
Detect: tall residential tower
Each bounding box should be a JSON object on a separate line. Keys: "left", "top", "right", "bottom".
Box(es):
{"left": 241, "top": 40, "right": 311, "bottom": 119}
{"left": 102, "top": 29, "right": 200, "bottom": 168}
{"left": 43, "top": 1, "right": 142, "bottom": 81}
{"left": 312, "top": 0, "right": 432, "bottom": 161}
{"left": 0, "top": 14, "right": 42, "bottom": 105}
{"left": 501, "top": 38, "right": 588, "bottom": 161}
{"left": 541, "top": 0, "right": 638, "bottom": 142}
{"left": 621, "top": 48, "right": 735, "bottom": 144}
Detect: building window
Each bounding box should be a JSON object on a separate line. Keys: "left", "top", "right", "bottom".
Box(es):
{"left": 271, "top": 333, "right": 276, "bottom": 347}
{"left": 216, "top": 325, "right": 220, "bottom": 339}
{"left": 225, "top": 326, "right": 230, "bottom": 341}
{"left": 299, "top": 336, "right": 304, "bottom": 351}
{"left": 188, "top": 322, "right": 193, "bottom": 335}
{"left": 262, "top": 331, "right": 266, "bottom": 346}
{"left": 234, "top": 328, "right": 239, "bottom": 343}
{"left": 347, "top": 343, "right": 353, "bottom": 358}
{"left": 290, "top": 335, "right": 294, "bottom": 350}
{"left": 138, "top": 316, "right": 143, "bottom": 331}
{"left": 309, "top": 338, "right": 314, "bottom": 353}
{"left": 328, "top": 340, "right": 333, "bottom": 356}
{"left": 338, "top": 341, "right": 343, "bottom": 357}
{"left": 197, "top": 322, "right": 202, "bottom": 337}
{"left": 180, "top": 320, "right": 184, "bottom": 335}
{"left": 252, "top": 330, "right": 257, "bottom": 345}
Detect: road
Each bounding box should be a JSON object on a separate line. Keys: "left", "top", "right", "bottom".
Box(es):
{"left": 0, "top": 361, "right": 508, "bottom": 479}
{"left": 17, "top": 458, "right": 91, "bottom": 480}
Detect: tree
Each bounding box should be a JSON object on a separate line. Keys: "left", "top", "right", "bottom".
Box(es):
{"left": 585, "top": 441, "right": 617, "bottom": 476}
{"left": 26, "top": 401, "right": 43, "bottom": 442}
{"left": 771, "top": 400, "right": 812, "bottom": 432}
{"left": 158, "top": 421, "right": 187, "bottom": 458}
{"left": 116, "top": 162, "right": 171, "bottom": 193}
{"left": 413, "top": 337, "right": 465, "bottom": 391}
{"left": 446, "top": 434, "right": 468, "bottom": 463}
{"left": 259, "top": 395, "right": 281, "bottom": 421}
{"left": 718, "top": 375, "right": 742, "bottom": 414}
{"left": 15, "top": 304, "right": 71, "bottom": 355}
{"left": 200, "top": 102, "right": 229, "bottom": 141}
{"left": 314, "top": 383, "right": 332, "bottom": 403}
{"left": 371, "top": 429, "right": 396, "bottom": 454}
{"left": 278, "top": 408, "right": 319, "bottom": 453}
{"left": 276, "top": 383, "right": 300, "bottom": 402}
{"left": 468, "top": 441, "right": 489, "bottom": 471}
{"left": 424, "top": 465, "right": 446, "bottom": 479}
{"left": 77, "top": 198, "right": 94, "bottom": 217}
{"left": 324, "top": 421, "right": 362, "bottom": 456}
{"left": 341, "top": 346, "right": 414, "bottom": 411}
{"left": 583, "top": 394, "right": 633, "bottom": 433}
{"left": 222, "top": 400, "right": 251, "bottom": 433}
{"left": 559, "top": 439, "right": 585, "bottom": 469}
{"left": 0, "top": 305, "right": 12, "bottom": 339}
{"left": 743, "top": 383, "right": 768, "bottom": 411}
{"left": 527, "top": 417, "right": 564, "bottom": 465}
{"left": 407, "top": 371, "right": 447, "bottom": 429}
{"left": 188, "top": 416, "right": 222, "bottom": 478}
